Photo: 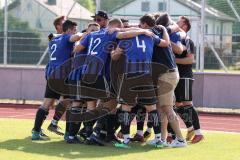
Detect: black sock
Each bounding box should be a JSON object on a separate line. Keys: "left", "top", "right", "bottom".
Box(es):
{"left": 65, "top": 109, "right": 70, "bottom": 133}
{"left": 136, "top": 107, "right": 146, "bottom": 131}
{"left": 106, "top": 114, "right": 117, "bottom": 137}
{"left": 185, "top": 105, "right": 201, "bottom": 130}
{"left": 53, "top": 102, "right": 66, "bottom": 122}
{"left": 68, "top": 107, "right": 82, "bottom": 137}
{"left": 33, "top": 107, "right": 48, "bottom": 132}
{"left": 119, "top": 110, "right": 131, "bottom": 135}
{"left": 148, "top": 110, "right": 161, "bottom": 134}
{"left": 93, "top": 116, "right": 107, "bottom": 135}
{"left": 176, "top": 107, "right": 193, "bottom": 128}
{"left": 114, "top": 109, "right": 121, "bottom": 131}
{"left": 84, "top": 119, "right": 96, "bottom": 137}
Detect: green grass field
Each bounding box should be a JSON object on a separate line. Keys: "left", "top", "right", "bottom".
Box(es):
{"left": 0, "top": 118, "right": 240, "bottom": 160}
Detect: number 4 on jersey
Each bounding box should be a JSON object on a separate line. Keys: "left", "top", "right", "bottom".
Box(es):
{"left": 136, "top": 36, "right": 146, "bottom": 53}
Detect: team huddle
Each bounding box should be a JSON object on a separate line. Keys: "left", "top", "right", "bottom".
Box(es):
{"left": 31, "top": 10, "right": 204, "bottom": 149}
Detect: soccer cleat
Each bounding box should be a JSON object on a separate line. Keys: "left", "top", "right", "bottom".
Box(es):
{"left": 47, "top": 123, "right": 64, "bottom": 136}
{"left": 186, "top": 129, "right": 195, "bottom": 141}
{"left": 67, "top": 136, "right": 82, "bottom": 144}
{"left": 64, "top": 132, "right": 70, "bottom": 141}
{"left": 147, "top": 139, "right": 166, "bottom": 148}
{"left": 170, "top": 139, "right": 187, "bottom": 148}
{"left": 130, "top": 133, "right": 144, "bottom": 142}
{"left": 31, "top": 131, "right": 50, "bottom": 141}
{"left": 85, "top": 133, "right": 105, "bottom": 146}
{"left": 114, "top": 142, "right": 131, "bottom": 149}
{"left": 191, "top": 135, "right": 204, "bottom": 144}
{"left": 143, "top": 131, "right": 151, "bottom": 141}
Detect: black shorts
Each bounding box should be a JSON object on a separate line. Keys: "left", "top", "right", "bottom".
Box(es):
{"left": 44, "top": 81, "right": 61, "bottom": 99}
{"left": 118, "top": 74, "right": 157, "bottom": 106}
{"left": 79, "top": 75, "right": 111, "bottom": 101}
{"left": 175, "top": 78, "right": 194, "bottom": 102}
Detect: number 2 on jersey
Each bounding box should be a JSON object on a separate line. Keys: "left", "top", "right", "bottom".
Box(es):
{"left": 136, "top": 36, "right": 146, "bottom": 53}
{"left": 89, "top": 38, "right": 101, "bottom": 55}
{"left": 50, "top": 44, "right": 57, "bottom": 61}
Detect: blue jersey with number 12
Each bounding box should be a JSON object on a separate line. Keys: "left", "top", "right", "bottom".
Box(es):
{"left": 80, "top": 28, "right": 118, "bottom": 76}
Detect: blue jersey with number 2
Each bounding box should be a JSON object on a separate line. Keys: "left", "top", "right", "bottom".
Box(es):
{"left": 45, "top": 34, "right": 74, "bottom": 79}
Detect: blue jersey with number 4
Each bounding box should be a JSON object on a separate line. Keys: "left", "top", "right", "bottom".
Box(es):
{"left": 118, "top": 34, "right": 160, "bottom": 74}
{"left": 45, "top": 34, "right": 75, "bottom": 79}
{"left": 80, "top": 28, "right": 118, "bottom": 76}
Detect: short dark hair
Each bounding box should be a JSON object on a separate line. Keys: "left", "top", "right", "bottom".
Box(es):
{"left": 62, "top": 20, "right": 77, "bottom": 32}
{"left": 53, "top": 16, "right": 64, "bottom": 29}
{"left": 121, "top": 18, "right": 129, "bottom": 23}
{"left": 140, "top": 14, "right": 155, "bottom": 27}
{"left": 155, "top": 12, "right": 171, "bottom": 27}
{"left": 180, "top": 16, "right": 191, "bottom": 32}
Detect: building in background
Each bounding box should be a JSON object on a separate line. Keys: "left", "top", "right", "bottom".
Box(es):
{"left": 8, "top": 0, "right": 93, "bottom": 36}
{"left": 111, "top": 0, "right": 236, "bottom": 54}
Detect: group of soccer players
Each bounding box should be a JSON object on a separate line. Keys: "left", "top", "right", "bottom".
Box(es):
{"left": 31, "top": 10, "right": 204, "bottom": 149}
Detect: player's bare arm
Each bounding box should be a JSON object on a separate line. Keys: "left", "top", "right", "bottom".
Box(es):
{"left": 69, "top": 33, "right": 83, "bottom": 43}
{"left": 155, "top": 25, "right": 170, "bottom": 47}
{"left": 116, "top": 29, "right": 154, "bottom": 39}
{"left": 175, "top": 53, "right": 194, "bottom": 64}
{"left": 171, "top": 42, "right": 183, "bottom": 55}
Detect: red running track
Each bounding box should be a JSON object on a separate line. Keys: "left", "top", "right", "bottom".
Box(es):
{"left": 0, "top": 104, "right": 240, "bottom": 133}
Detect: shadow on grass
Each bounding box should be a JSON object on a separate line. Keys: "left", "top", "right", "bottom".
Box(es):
{"left": 0, "top": 137, "right": 156, "bottom": 159}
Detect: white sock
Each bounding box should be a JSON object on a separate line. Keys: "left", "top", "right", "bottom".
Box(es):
{"left": 51, "top": 119, "right": 58, "bottom": 126}
{"left": 123, "top": 134, "right": 130, "bottom": 144}
{"left": 147, "top": 128, "right": 152, "bottom": 133}
{"left": 187, "top": 126, "right": 194, "bottom": 131}
{"left": 137, "top": 130, "right": 143, "bottom": 136}
{"left": 194, "top": 129, "right": 202, "bottom": 135}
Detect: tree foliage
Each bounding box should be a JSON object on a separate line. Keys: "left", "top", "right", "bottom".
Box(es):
{"left": 75, "top": 0, "right": 95, "bottom": 12}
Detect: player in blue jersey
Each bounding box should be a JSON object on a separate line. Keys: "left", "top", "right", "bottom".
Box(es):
{"left": 113, "top": 14, "right": 171, "bottom": 149}
{"left": 69, "top": 18, "right": 154, "bottom": 146}
{"left": 31, "top": 20, "right": 82, "bottom": 141}
{"left": 66, "top": 22, "right": 101, "bottom": 143}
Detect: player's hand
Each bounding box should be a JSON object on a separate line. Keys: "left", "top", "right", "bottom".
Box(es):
{"left": 108, "top": 28, "right": 121, "bottom": 34}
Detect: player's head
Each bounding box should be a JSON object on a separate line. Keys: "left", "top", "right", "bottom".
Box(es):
{"left": 108, "top": 18, "right": 123, "bottom": 28}
{"left": 92, "top": 10, "right": 109, "bottom": 28}
{"left": 62, "top": 20, "right": 77, "bottom": 34}
{"left": 53, "top": 16, "right": 65, "bottom": 34}
{"left": 155, "top": 12, "right": 171, "bottom": 27}
{"left": 121, "top": 18, "right": 129, "bottom": 28}
{"left": 87, "top": 22, "right": 100, "bottom": 33}
{"left": 152, "top": 12, "right": 161, "bottom": 20}
{"left": 139, "top": 14, "right": 156, "bottom": 29}
{"left": 177, "top": 16, "right": 191, "bottom": 32}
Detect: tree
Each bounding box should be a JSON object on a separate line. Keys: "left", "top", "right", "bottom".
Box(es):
{"left": 75, "top": 0, "right": 95, "bottom": 12}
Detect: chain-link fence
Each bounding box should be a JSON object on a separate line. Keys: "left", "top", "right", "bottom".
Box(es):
{"left": 0, "top": 0, "right": 239, "bottom": 72}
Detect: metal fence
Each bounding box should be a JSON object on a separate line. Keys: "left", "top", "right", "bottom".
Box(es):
{"left": 0, "top": 0, "right": 240, "bottom": 73}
